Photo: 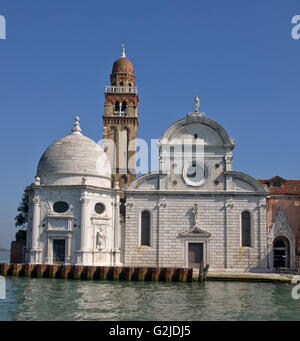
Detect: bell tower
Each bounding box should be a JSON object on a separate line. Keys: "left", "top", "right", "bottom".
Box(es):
{"left": 102, "top": 46, "right": 139, "bottom": 188}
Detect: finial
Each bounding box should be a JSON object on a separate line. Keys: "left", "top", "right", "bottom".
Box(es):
{"left": 195, "top": 96, "right": 200, "bottom": 113}
{"left": 121, "top": 41, "right": 126, "bottom": 58}
{"left": 72, "top": 116, "right": 82, "bottom": 134}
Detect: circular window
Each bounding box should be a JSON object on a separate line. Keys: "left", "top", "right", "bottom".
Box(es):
{"left": 53, "top": 201, "right": 69, "bottom": 213}
{"left": 95, "top": 203, "right": 105, "bottom": 214}
{"left": 183, "top": 162, "right": 208, "bottom": 187}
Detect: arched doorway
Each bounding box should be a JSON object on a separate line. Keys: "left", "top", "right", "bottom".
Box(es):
{"left": 273, "top": 237, "right": 290, "bottom": 268}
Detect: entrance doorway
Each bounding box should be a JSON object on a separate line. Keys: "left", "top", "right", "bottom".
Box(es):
{"left": 273, "top": 237, "right": 290, "bottom": 268}
{"left": 53, "top": 239, "right": 66, "bottom": 263}
{"left": 188, "top": 243, "right": 203, "bottom": 268}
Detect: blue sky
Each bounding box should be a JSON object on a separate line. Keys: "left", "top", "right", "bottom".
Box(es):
{"left": 0, "top": 1, "right": 299, "bottom": 248}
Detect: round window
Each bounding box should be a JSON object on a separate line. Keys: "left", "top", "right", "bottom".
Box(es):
{"left": 95, "top": 203, "right": 105, "bottom": 214}
{"left": 183, "top": 162, "right": 207, "bottom": 187}
{"left": 53, "top": 201, "right": 69, "bottom": 213}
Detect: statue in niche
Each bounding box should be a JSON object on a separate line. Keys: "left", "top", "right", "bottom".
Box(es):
{"left": 192, "top": 203, "right": 199, "bottom": 227}
{"left": 96, "top": 228, "right": 104, "bottom": 250}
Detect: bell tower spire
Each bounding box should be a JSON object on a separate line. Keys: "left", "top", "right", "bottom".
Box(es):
{"left": 102, "top": 48, "right": 139, "bottom": 188}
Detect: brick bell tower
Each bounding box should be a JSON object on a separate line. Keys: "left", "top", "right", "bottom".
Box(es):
{"left": 102, "top": 46, "right": 138, "bottom": 188}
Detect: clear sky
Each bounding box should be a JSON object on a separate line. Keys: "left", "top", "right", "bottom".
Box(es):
{"left": 0, "top": 1, "right": 299, "bottom": 248}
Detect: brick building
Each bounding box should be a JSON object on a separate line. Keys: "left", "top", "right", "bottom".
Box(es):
{"left": 258, "top": 176, "right": 300, "bottom": 269}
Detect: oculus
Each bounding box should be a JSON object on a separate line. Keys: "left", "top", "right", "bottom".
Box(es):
{"left": 95, "top": 203, "right": 105, "bottom": 214}
{"left": 53, "top": 201, "right": 69, "bottom": 213}
{"left": 183, "top": 162, "right": 208, "bottom": 187}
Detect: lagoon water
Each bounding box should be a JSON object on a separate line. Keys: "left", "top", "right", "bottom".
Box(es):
{"left": 0, "top": 251, "right": 299, "bottom": 321}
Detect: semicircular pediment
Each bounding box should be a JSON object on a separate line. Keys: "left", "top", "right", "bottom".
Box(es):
{"left": 171, "top": 123, "right": 222, "bottom": 145}
{"left": 159, "top": 116, "right": 235, "bottom": 147}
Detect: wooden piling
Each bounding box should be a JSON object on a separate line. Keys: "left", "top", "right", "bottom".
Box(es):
{"left": 165, "top": 268, "right": 175, "bottom": 282}
{"left": 198, "top": 261, "right": 209, "bottom": 283}
{"left": 99, "top": 266, "right": 109, "bottom": 280}
{"left": 0, "top": 263, "right": 10, "bottom": 276}
{"left": 177, "top": 268, "right": 189, "bottom": 282}
{"left": 107, "top": 266, "right": 122, "bottom": 281}
{"left": 86, "top": 266, "right": 96, "bottom": 280}
{"left": 145, "top": 267, "right": 160, "bottom": 281}
{"left": 186, "top": 268, "right": 193, "bottom": 282}
{"left": 74, "top": 266, "right": 84, "bottom": 280}
{"left": 24, "top": 264, "right": 35, "bottom": 277}
{"left": 0, "top": 263, "right": 194, "bottom": 283}
{"left": 60, "top": 265, "right": 73, "bottom": 279}
{"left": 8, "top": 263, "right": 22, "bottom": 276}
{"left": 158, "top": 268, "right": 167, "bottom": 282}
{"left": 49, "top": 265, "right": 59, "bottom": 279}
{"left": 36, "top": 264, "right": 48, "bottom": 278}
{"left": 119, "top": 267, "right": 134, "bottom": 281}
{"left": 132, "top": 267, "right": 147, "bottom": 281}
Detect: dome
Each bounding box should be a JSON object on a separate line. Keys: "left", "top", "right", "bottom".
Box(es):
{"left": 112, "top": 57, "right": 134, "bottom": 75}
{"left": 37, "top": 117, "right": 111, "bottom": 187}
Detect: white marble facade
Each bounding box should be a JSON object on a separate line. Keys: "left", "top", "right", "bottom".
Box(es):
{"left": 26, "top": 107, "right": 269, "bottom": 271}
{"left": 124, "top": 108, "right": 269, "bottom": 272}
{"left": 25, "top": 118, "right": 121, "bottom": 266}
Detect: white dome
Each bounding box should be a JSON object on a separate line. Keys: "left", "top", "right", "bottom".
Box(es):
{"left": 37, "top": 118, "right": 111, "bottom": 187}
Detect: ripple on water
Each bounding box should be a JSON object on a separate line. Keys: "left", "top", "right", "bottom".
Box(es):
{"left": 0, "top": 277, "right": 299, "bottom": 321}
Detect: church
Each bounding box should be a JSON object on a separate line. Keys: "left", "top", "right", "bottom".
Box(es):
{"left": 23, "top": 47, "right": 285, "bottom": 272}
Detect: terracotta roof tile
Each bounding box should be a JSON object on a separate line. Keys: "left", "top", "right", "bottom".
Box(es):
{"left": 258, "top": 177, "right": 300, "bottom": 195}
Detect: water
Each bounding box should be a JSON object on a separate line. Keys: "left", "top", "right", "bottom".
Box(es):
{"left": 0, "top": 251, "right": 299, "bottom": 321}
{"left": 0, "top": 276, "right": 299, "bottom": 321}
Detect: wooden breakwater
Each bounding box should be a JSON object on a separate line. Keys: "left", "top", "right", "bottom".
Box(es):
{"left": 0, "top": 263, "right": 193, "bottom": 282}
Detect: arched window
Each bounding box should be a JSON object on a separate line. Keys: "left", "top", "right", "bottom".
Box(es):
{"left": 170, "top": 146, "right": 174, "bottom": 163}
{"left": 141, "top": 210, "right": 151, "bottom": 246}
{"left": 121, "top": 101, "right": 127, "bottom": 114}
{"left": 115, "top": 101, "right": 120, "bottom": 114}
{"left": 273, "top": 237, "right": 290, "bottom": 268}
{"left": 241, "top": 211, "right": 251, "bottom": 247}
{"left": 119, "top": 82, "right": 124, "bottom": 87}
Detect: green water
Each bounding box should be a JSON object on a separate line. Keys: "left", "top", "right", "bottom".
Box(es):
{"left": 1, "top": 250, "right": 300, "bottom": 321}
{"left": 0, "top": 276, "right": 299, "bottom": 321}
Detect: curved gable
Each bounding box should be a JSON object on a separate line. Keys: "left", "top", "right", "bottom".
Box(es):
{"left": 159, "top": 115, "right": 235, "bottom": 148}
{"left": 127, "top": 173, "right": 159, "bottom": 190}
{"left": 226, "top": 171, "right": 267, "bottom": 194}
